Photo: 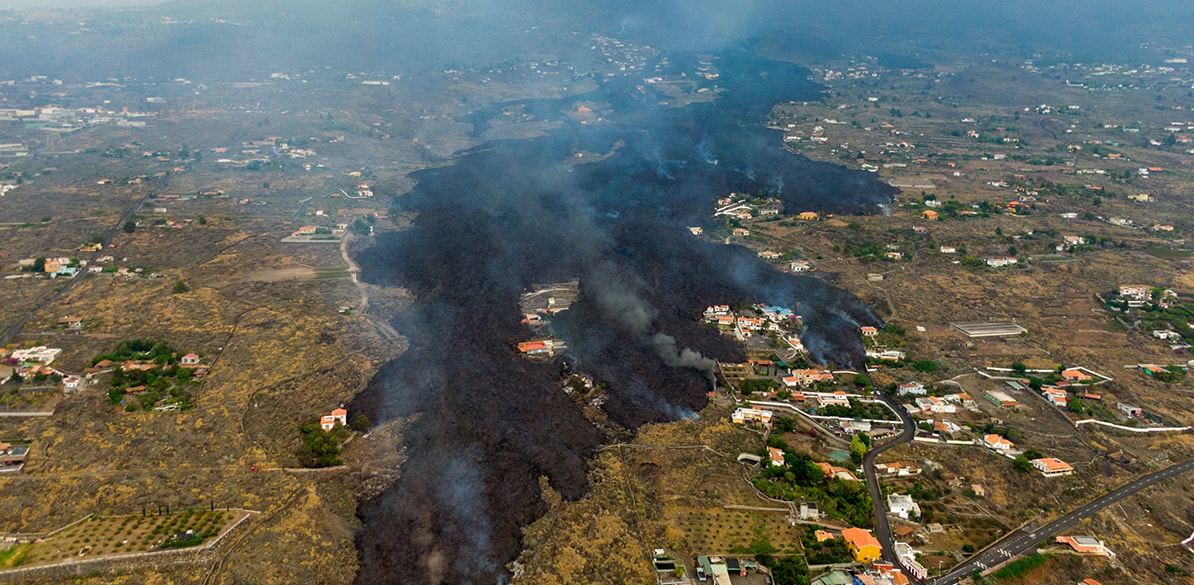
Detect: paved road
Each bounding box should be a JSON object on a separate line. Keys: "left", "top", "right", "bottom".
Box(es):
{"left": 861, "top": 392, "right": 917, "bottom": 568}
{"left": 932, "top": 457, "right": 1194, "bottom": 584}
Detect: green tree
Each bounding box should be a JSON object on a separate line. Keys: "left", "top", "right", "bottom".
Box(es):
{"left": 768, "top": 556, "right": 809, "bottom": 585}
{"left": 775, "top": 416, "right": 796, "bottom": 433}
{"left": 172, "top": 280, "right": 189, "bottom": 294}
{"left": 351, "top": 414, "right": 371, "bottom": 432}
{"left": 123, "top": 220, "right": 136, "bottom": 234}
{"left": 1012, "top": 454, "right": 1033, "bottom": 473}
{"left": 849, "top": 434, "right": 868, "bottom": 465}
{"left": 912, "top": 360, "right": 939, "bottom": 373}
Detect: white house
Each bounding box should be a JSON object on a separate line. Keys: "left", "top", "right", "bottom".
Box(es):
{"left": 938, "top": 246, "right": 956, "bottom": 254}
{"left": 894, "top": 542, "right": 928, "bottom": 580}
{"left": 1031, "top": 457, "right": 1074, "bottom": 477}
{"left": 841, "top": 420, "right": 872, "bottom": 434}
{"left": 888, "top": 494, "right": 921, "bottom": 520}
{"left": 320, "top": 408, "right": 348, "bottom": 431}
{"left": 9, "top": 346, "right": 62, "bottom": 364}
{"left": 732, "top": 407, "right": 773, "bottom": 428}
{"left": 983, "top": 434, "right": 1014, "bottom": 451}
{"left": 1043, "top": 388, "right": 1068, "bottom": 407}
{"left": 986, "top": 257, "right": 1018, "bottom": 268}
{"left": 897, "top": 382, "right": 926, "bottom": 396}
{"left": 915, "top": 396, "right": 955, "bottom": 414}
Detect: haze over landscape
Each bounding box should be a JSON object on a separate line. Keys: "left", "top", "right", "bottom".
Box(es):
{"left": 0, "top": 1, "right": 1193, "bottom": 585}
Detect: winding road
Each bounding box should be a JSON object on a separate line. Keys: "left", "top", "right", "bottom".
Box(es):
{"left": 859, "top": 391, "right": 1194, "bottom": 584}
{"left": 931, "top": 457, "right": 1194, "bottom": 584}
{"left": 861, "top": 391, "right": 918, "bottom": 567}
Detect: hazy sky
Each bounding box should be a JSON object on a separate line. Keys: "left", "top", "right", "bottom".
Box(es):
{"left": 0, "top": 0, "right": 168, "bottom": 8}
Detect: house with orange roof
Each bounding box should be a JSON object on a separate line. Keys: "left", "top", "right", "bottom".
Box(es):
{"left": 1032, "top": 457, "right": 1074, "bottom": 477}
{"left": 814, "top": 529, "right": 837, "bottom": 542}
{"left": 816, "top": 462, "right": 860, "bottom": 482}
{"left": 320, "top": 407, "right": 348, "bottom": 431}
{"left": 983, "top": 434, "right": 1015, "bottom": 451}
{"left": 875, "top": 461, "right": 922, "bottom": 477}
{"left": 768, "top": 447, "right": 785, "bottom": 467}
{"left": 860, "top": 326, "right": 878, "bottom": 336}
{"left": 841, "top": 527, "right": 882, "bottom": 562}
{"left": 1043, "top": 388, "right": 1068, "bottom": 407}
{"left": 517, "top": 341, "right": 549, "bottom": 354}
{"left": 1061, "top": 368, "right": 1092, "bottom": 382}
{"left": 1056, "top": 536, "right": 1113, "bottom": 557}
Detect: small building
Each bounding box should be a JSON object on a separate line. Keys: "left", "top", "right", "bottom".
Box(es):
{"left": 1056, "top": 536, "right": 1113, "bottom": 557}
{"left": 798, "top": 211, "right": 819, "bottom": 221}
{"left": 320, "top": 408, "right": 348, "bottom": 431}
{"left": 812, "top": 571, "right": 852, "bottom": 585}
{"left": 180, "top": 353, "right": 201, "bottom": 366}
{"left": 1116, "top": 402, "right": 1143, "bottom": 416}
{"left": 1031, "top": 457, "right": 1074, "bottom": 477}
{"left": 1061, "top": 368, "right": 1092, "bottom": 383}
{"left": 939, "top": 246, "right": 957, "bottom": 254}
{"left": 1043, "top": 388, "right": 1068, "bottom": 407}
{"left": 915, "top": 396, "right": 955, "bottom": 414}
{"left": 732, "top": 407, "right": 773, "bottom": 428}
{"left": 58, "top": 316, "right": 83, "bottom": 329}
{"left": 921, "top": 209, "right": 939, "bottom": 220}
{"left": 841, "top": 420, "right": 872, "bottom": 434}
{"left": 887, "top": 494, "right": 921, "bottom": 520}
{"left": 798, "top": 502, "right": 820, "bottom": 520}
{"left": 983, "top": 434, "right": 1015, "bottom": 451}
{"left": 933, "top": 420, "right": 961, "bottom": 435}
{"left": 860, "top": 326, "right": 879, "bottom": 336}
{"left": 816, "top": 462, "right": 860, "bottom": 482}
{"left": 985, "top": 256, "right": 1018, "bottom": 268}
{"left": 875, "top": 461, "right": 922, "bottom": 477}
{"left": 894, "top": 542, "right": 928, "bottom": 581}
{"left": 841, "top": 527, "right": 882, "bottom": 563}
{"left": 815, "top": 530, "right": 837, "bottom": 542}
{"left": 971, "top": 484, "right": 986, "bottom": 497}
{"left": 985, "top": 390, "right": 1020, "bottom": 408}
{"left": 768, "top": 447, "right": 785, "bottom": 467}
{"left": 9, "top": 346, "right": 62, "bottom": 364}
{"left": 815, "top": 391, "right": 851, "bottom": 408}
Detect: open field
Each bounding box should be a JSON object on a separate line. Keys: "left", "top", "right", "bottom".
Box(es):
{"left": 0, "top": 509, "right": 250, "bottom": 568}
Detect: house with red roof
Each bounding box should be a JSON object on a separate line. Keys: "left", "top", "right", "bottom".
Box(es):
{"left": 320, "top": 408, "right": 348, "bottom": 431}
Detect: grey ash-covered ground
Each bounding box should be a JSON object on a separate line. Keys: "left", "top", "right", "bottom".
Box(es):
{"left": 350, "top": 45, "right": 894, "bottom": 585}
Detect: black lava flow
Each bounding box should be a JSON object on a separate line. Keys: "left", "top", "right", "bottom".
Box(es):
{"left": 349, "top": 44, "right": 895, "bottom": 585}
